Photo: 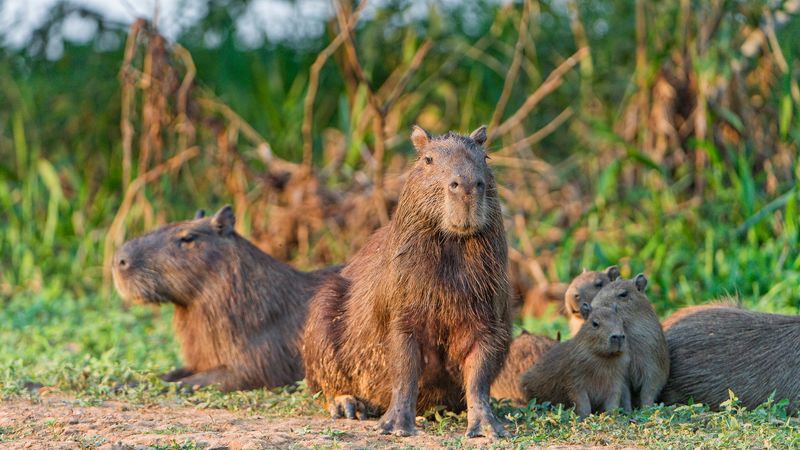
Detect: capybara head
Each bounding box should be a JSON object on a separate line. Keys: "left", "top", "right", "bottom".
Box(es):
{"left": 591, "top": 273, "right": 648, "bottom": 311}
{"left": 403, "top": 125, "right": 496, "bottom": 236}
{"left": 580, "top": 304, "right": 626, "bottom": 356}
{"left": 564, "top": 266, "right": 620, "bottom": 319}
{"left": 112, "top": 205, "right": 238, "bottom": 306}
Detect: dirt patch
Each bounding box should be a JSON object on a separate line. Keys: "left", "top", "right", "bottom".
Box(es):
{"left": 0, "top": 396, "right": 639, "bottom": 449}
{"left": 0, "top": 396, "right": 463, "bottom": 449}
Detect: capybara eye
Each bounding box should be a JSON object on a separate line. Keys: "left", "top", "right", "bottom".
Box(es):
{"left": 594, "top": 279, "right": 603, "bottom": 287}
{"left": 592, "top": 320, "right": 599, "bottom": 328}
{"left": 424, "top": 156, "right": 433, "bottom": 165}
{"left": 180, "top": 233, "right": 197, "bottom": 244}
{"left": 619, "top": 291, "right": 628, "bottom": 298}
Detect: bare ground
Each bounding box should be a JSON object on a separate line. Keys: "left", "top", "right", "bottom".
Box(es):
{"left": 0, "top": 396, "right": 637, "bottom": 449}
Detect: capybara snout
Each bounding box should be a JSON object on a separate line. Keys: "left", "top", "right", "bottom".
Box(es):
{"left": 609, "top": 334, "right": 625, "bottom": 353}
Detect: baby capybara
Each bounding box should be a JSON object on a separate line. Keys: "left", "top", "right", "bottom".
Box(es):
{"left": 303, "top": 126, "right": 511, "bottom": 438}
{"left": 661, "top": 305, "right": 800, "bottom": 412}
{"left": 112, "top": 205, "right": 337, "bottom": 392}
{"left": 490, "top": 331, "right": 558, "bottom": 405}
{"left": 564, "top": 266, "right": 620, "bottom": 335}
{"left": 521, "top": 305, "right": 629, "bottom": 418}
{"left": 590, "top": 274, "right": 669, "bottom": 409}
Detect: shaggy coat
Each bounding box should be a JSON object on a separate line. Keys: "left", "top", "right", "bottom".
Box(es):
{"left": 112, "top": 206, "right": 337, "bottom": 391}
{"left": 661, "top": 305, "right": 800, "bottom": 412}
{"left": 490, "top": 331, "right": 558, "bottom": 404}
{"left": 302, "top": 126, "right": 511, "bottom": 438}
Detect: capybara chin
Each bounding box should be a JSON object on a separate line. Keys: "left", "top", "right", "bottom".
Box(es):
{"left": 590, "top": 274, "right": 669, "bottom": 409}
{"left": 112, "top": 205, "right": 337, "bottom": 392}
{"left": 302, "top": 125, "right": 511, "bottom": 438}
{"left": 521, "top": 305, "right": 629, "bottom": 418}
{"left": 564, "top": 266, "right": 620, "bottom": 336}
{"left": 490, "top": 331, "right": 558, "bottom": 405}
{"left": 661, "top": 305, "right": 800, "bottom": 412}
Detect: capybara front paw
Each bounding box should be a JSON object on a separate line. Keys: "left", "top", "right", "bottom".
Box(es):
{"left": 329, "top": 395, "right": 365, "bottom": 420}
{"left": 465, "top": 409, "right": 508, "bottom": 439}
{"left": 376, "top": 409, "right": 416, "bottom": 436}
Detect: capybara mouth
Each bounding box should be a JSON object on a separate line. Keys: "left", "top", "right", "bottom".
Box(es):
{"left": 112, "top": 269, "right": 172, "bottom": 305}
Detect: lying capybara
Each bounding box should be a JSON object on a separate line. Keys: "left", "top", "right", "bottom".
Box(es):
{"left": 112, "top": 205, "right": 338, "bottom": 392}
{"left": 590, "top": 274, "right": 669, "bottom": 408}
{"left": 564, "top": 266, "right": 620, "bottom": 335}
{"left": 660, "top": 300, "right": 738, "bottom": 331}
{"left": 303, "top": 126, "right": 511, "bottom": 438}
{"left": 521, "top": 305, "right": 629, "bottom": 418}
{"left": 661, "top": 305, "right": 800, "bottom": 412}
{"left": 490, "top": 331, "right": 558, "bottom": 404}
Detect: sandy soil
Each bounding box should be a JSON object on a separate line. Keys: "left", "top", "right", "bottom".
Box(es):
{"left": 0, "top": 396, "right": 635, "bottom": 449}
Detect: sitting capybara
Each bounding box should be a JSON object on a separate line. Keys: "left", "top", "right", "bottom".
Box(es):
{"left": 521, "top": 305, "right": 629, "bottom": 418}
{"left": 564, "top": 266, "right": 620, "bottom": 335}
{"left": 303, "top": 126, "right": 511, "bottom": 438}
{"left": 112, "top": 205, "right": 338, "bottom": 392}
{"left": 661, "top": 305, "right": 800, "bottom": 412}
{"left": 590, "top": 274, "right": 669, "bottom": 409}
{"left": 490, "top": 331, "right": 558, "bottom": 404}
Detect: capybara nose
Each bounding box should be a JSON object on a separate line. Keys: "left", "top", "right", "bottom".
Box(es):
{"left": 114, "top": 245, "right": 132, "bottom": 271}
{"left": 579, "top": 302, "right": 592, "bottom": 319}
{"left": 449, "top": 176, "right": 484, "bottom": 197}
{"left": 610, "top": 334, "right": 625, "bottom": 347}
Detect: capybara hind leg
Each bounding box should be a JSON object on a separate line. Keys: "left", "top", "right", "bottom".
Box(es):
{"left": 376, "top": 330, "right": 420, "bottom": 436}
{"left": 329, "top": 395, "right": 365, "bottom": 420}
{"left": 463, "top": 342, "right": 509, "bottom": 439}
{"left": 176, "top": 367, "right": 233, "bottom": 391}
{"left": 161, "top": 367, "right": 194, "bottom": 382}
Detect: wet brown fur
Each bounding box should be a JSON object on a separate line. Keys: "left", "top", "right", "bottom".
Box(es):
{"left": 564, "top": 266, "right": 620, "bottom": 335}
{"left": 661, "top": 305, "right": 800, "bottom": 412}
{"left": 590, "top": 275, "right": 669, "bottom": 408}
{"left": 520, "top": 305, "right": 629, "bottom": 418}
{"left": 302, "top": 126, "right": 511, "bottom": 438}
{"left": 112, "top": 206, "right": 338, "bottom": 392}
{"left": 490, "top": 331, "right": 558, "bottom": 405}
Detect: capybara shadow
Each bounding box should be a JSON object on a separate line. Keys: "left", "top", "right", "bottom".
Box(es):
{"left": 521, "top": 305, "right": 629, "bottom": 418}
{"left": 661, "top": 305, "right": 800, "bottom": 412}
{"left": 564, "top": 266, "right": 620, "bottom": 336}
{"left": 590, "top": 274, "right": 669, "bottom": 409}
{"left": 302, "top": 126, "right": 511, "bottom": 438}
{"left": 490, "top": 331, "right": 558, "bottom": 405}
{"left": 112, "top": 205, "right": 338, "bottom": 392}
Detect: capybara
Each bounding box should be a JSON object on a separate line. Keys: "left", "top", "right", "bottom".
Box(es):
{"left": 302, "top": 125, "right": 511, "bottom": 438}
{"left": 564, "top": 266, "right": 620, "bottom": 335}
{"left": 112, "top": 205, "right": 338, "bottom": 392}
{"left": 661, "top": 305, "right": 800, "bottom": 412}
{"left": 522, "top": 283, "right": 569, "bottom": 319}
{"left": 590, "top": 274, "right": 669, "bottom": 409}
{"left": 490, "top": 331, "right": 558, "bottom": 405}
{"left": 521, "top": 305, "right": 629, "bottom": 418}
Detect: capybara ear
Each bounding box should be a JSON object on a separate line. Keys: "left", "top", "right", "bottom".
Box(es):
{"left": 606, "top": 265, "right": 621, "bottom": 281}
{"left": 194, "top": 209, "right": 206, "bottom": 220}
{"left": 469, "top": 125, "right": 487, "bottom": 146}
{"left": 579, "top": 302, "right": 592, "bottom": 319}
{"left": 634, "top": 273, "right": 648, "bottom": 292}
{"left": 211, "top": 205, "right": 236, "bottom": 235}
{"left": 411, "top": 125, "right": 431, "bottom": 153}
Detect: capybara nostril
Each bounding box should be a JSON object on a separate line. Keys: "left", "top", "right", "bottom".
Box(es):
{"left": 449, "top": 181, "right": 460, "bottom": 192}
{"left": 610, "top": 334, "right": 625, "bottom": 346}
